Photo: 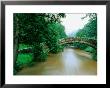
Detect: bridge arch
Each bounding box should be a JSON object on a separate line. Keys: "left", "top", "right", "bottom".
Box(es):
{"left": 59, "top": 37, "right": 97, "bottom": 49}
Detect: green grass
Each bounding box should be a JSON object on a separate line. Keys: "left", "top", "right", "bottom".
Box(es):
{"left": 14, "top": 53, "right": 33, "bottom": 75}
{"left": 14, "top": 44, "right": 34, "bottom": 74}
{"left": 16, "top": 53, "right": 33, "bottom": 65}
{"left": 17, "top": 44, "right": 33, "bottom": 65}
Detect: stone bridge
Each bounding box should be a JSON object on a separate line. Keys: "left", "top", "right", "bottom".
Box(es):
{"left": 59, "top": 37, "right": 97, "bottom": 49}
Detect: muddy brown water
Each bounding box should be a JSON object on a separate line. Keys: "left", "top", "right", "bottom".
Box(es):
{"left": 17, "top": 48, "right": 97, "bottom": 75}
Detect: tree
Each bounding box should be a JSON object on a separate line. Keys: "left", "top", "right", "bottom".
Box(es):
{"left": 76, "top": 13, "right": 97, "bottom": 39}
{"left": 73, "top": 13, "right": 97, "bottom": 60}
{"left": 46, "top": 22, "right": 67, "bottom": 53}
{"left": 14, "top": 13, "right": 66, "bottom": 68}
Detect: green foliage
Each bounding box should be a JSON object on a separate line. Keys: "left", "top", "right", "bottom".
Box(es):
{"left": 76, "top": 18, "right": 97, "bottom": 39}
{"left": 17, "top": 53, "right": 33, "bottom": 65}
{"left": 14, "top": 53, "right": 33, "bottom": 74}
{"left": 46, "top": 23, "right": 67, "bottom": 53}
{"left": 84, "top": 47, "right": 94, "bottom": 53}
{"left": 73, "top": 42, "right": 88, "bottom": 50}
{"left": 14, "top": 13, "right": 66, "bottom": 44}
{"left": 92, "top": 51, "right": 97, "bottom": 61}
{"left": 73, "top": 13, "right": 97, "bottom": 60}
{"left": 84, "top": 47, "right": 97, "bottom": 60}
{"left": 19, "top": 44, "right": 31, "bottom": 50}
{"left": 14, "top": 13, "right": 67, "bottom": 74}
{"left": 33, "top": 43, "right": 49, "bottom": 62}
{"left": 14, "top": 13, "right": 66, "bottom": 58}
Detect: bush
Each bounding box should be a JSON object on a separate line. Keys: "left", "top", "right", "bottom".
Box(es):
{"left": 91, "top": 49, "right": 97, "bottom": 61}
{"left": 84, "top": 47, "right": 97, "bottom": 61}
{"left": 84, "top": 47, "right": 94, "bottom": 53}
{"left": 33, "top": 43, "right": 49, "bottom": 62}
{"left": 14, "top": 53, "right": 33, "bottom": 74}
{"left": 49, "top": 43, "right": 64, "bottom": 54}
{"left": 17, "top": 53, "right": 33, "bottom": 65}
{"left": 73, "top": 42, "right": 88, "bottom": 50}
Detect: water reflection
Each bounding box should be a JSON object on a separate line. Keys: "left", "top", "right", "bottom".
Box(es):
{"left": 17, "top": 48, "right": 97, "bottom": 75}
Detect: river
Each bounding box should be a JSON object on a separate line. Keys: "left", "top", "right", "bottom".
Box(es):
{"left": 17, "top": 48, "right": 97, "bottom": 75}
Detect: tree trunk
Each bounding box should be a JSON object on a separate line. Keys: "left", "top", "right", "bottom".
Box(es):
{"left": 14, "top": 30, "right": 19, "bottom": 70}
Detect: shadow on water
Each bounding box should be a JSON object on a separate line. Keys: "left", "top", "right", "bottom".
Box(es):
{"left": 17, "top": 48, "right": 97, "bottom": 75}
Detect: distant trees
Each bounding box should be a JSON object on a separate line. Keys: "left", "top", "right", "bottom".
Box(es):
{"left": 73, "top": 13, "right": 97, "bottom": 60}
{"left": 76, "top": 13, "right": 97, "bottom": 39}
